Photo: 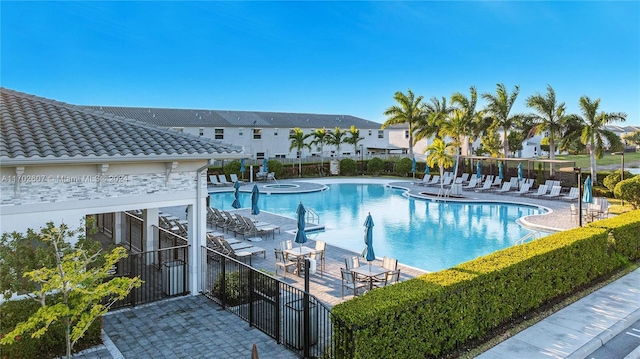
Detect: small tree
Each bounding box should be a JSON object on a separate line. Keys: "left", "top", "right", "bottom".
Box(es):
{"left": 0, "top": 222, "right": 142, "bottom": 359}
{"left": 426, "top": 138, "right": 455, "bottom": 190}
{"left": 614, "top": 176, "right": 640, "bottom": 209}
{"left": 603, "top": 170, "right": 635, "bottom": 192}
{"left": 367, "top": 157, "right": 384, "bottom": 176}
{"left": 289, "top": 127, "right": 311, "bottom": 177}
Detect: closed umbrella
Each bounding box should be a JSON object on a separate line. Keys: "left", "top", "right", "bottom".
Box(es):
{"left": 362, "top": 213, "right": 375, "bottom": 270}
{"left": 263, "top": 158, "right": 268, "bottom": 173}
{"left": 498, "top": 162, "right": 504, "bottom": 180}
{"left": 231, "top": 181, "right": 241, "bottom": 211}
{"left": 411, "top": 158, "right": 416, "bottom": 180}
{"left": 294, "top": 202, "right": 308, "bottom": 250}
{"left": 424, "top": 162, "right": 430, "bottom": 175}
{"left": 582, "top": 175, "right": 593, "bottom": 203}
{"left": 240, "top": 158, "right": 245, "bottom": 179}
{"left": 476, "top": 161, "right": 482, "bottom": 179}
{"left": 250, "top": 184, "right": 260, "bottom": 216}
{"left": 517, "top": 162, "right": 523, "bottom": 188}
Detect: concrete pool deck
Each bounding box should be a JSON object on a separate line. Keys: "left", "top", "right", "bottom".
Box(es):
{"left": 73, "top": 177, "right": 637, "bottom": 359}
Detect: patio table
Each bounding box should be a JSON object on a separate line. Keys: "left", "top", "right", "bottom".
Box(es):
{"left": 283, "top": 246, "right": 315, "bottom": 276}
{"left": 351, "top": 265, "right": 390, "bottom": 290}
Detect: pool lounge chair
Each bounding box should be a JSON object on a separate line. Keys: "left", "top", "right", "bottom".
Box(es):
{"left": 217, "top": 174, "right": 234, "bottom": 186}
{"left": 474, "top": 178, "right": 493, "bottom": 192}
{"left": 423, "top": 175, "right": 440, "bottom": 187}
{"left": 237, "top": 217, "right": 279, "bottom": 239}
{"left": 219, "top": 239, "right": 266, "bottom": 264}
{"left": 528, "top": 184, "right": 549, "bottom": 198}
{"left": 455, "top": 173, "right": 470, "bottom": 184}
{"left": 561, "top": 187, "right": 579, "bottom": 201}
{"left": 508, "top": 177, "right": 519, "bottom": 189}
{"left": 510, "top": 183, "right": 531, "bottom": 196}
{"left": 543, "top": 185, "right": 562, "bottom": 199}
{"left": 209, "top": 175, "right": 225, "bottom": 187}
{"left": 494, "top": 182, "right": 512, "bottom": 194}
{"left": 229, "top": 173, "right": 244, "bottom": 184}
{"left": 462, "top": 177, "right": 479, "bottom": 190}
{"left": 491, "top": 177, "right": 502, "bottom": 188}
{"left": 415, "top": 175, "right": 431, "bottom": 186}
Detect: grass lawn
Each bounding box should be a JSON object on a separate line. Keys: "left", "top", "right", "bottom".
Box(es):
{"left": 554, "top": 152, "right": 640, "bottom": 168}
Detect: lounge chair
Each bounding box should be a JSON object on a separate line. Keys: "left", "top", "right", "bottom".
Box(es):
{"left": 510, "top": 183, "right": 531, "bottom": 196}
{"left": 207, "top": 207, "right": 227, "bottom": 228}
{"left": 217, "top": 174, "right": 234, "bottom": 186}
{"left": 474, "top": 178, "right": 493, "bottom": 192}
{"left": 455, "top": 173, "right": 470, "bottom": 184}
{"left": 340, "top": 268, "right": 366, "bottom": 298}
{"left": 219, "top": 239, "right": 266, "bottom": 264}
{"left": 415, "top": 175, "right": 431, "bottom": 186}
{"left": 561, "top": 187, "right": 579, "bottom": 201}
{"left": 462, "top": 177, "right": 479, "bottom": 190}
{"left": 494, "top": 182, "right": 512, "bottom": 194}
{"left": 543, "top": 185, "right": 562, "bottom": 199}
{"left": 229, "top": 173, "right": 244, "bottom": 184}
{"left": 237, "top": 217, "right": 278, "bottom": 239}
{"left": 274, "top": 249, "right": 297, "bottom": 278}
{"left": 423, "top": 175, "right": 440, "bottom": 187}
{"left": 508, "top": 177, "right": 519, "bottom": 189}
{"left": 209, "top": 234, "right": 253, "bottom": 251}
{"left": 528, "top": 185, "right": 548, "bottom": 198}
{"left": 209, "top": 175, "right": 224, "bottom": 187}
{"left": 491, "top": 177, "right": 502, "bottom": 188}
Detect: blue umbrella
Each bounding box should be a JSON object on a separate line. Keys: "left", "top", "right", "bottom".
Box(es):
{"left": 582, "top": 175, "right": 593, "bottom": 203}
{"left": 424, "top": 162, "right": 430, "bottom": 175}
{"left": 517, "top": 162, "right": 523, "bottom": 182}
{"left": 476, "top": 161, "right": 482, "bottom": 179}
{"left": 362, "top": 213, "right": 375, "bottom": 268}
{"left": 250, "top": 184, "right": 260, "bottom": 215}
{"left": 240, "top": 158, "right": 245, "bottom": 173}
{"left": 231, "top": 181, "right": 241, "bottom": 210}
{"left": 294, "top": 202, "right": 308, "bottom": 249}
{"left": 498, "top": 162, "right": 504, "bottom": 180}
{"left": 262, "top": 158, "right": 268, "bottom": 173}
{"left": 411, "top": 158, "right": 416, "bottom": 173}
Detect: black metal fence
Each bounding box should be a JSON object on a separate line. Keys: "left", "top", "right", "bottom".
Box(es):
{"left": 201, "top": 246, "right": 349, "bottom": 358}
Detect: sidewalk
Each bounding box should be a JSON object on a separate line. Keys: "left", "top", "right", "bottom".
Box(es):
{"left": 477, "top": 268, "right": 640, "bottom": 359}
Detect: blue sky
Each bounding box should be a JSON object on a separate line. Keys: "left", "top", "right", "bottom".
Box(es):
{"left": 2, "top": 1, "right": 638, "bottom": 125}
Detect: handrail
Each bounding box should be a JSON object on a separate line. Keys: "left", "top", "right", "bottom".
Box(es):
{"left": 516, "top": 231, "right": 542, "bottom": 245}
{"left": 306, "top": 207, "right": 320, "bottom": 224}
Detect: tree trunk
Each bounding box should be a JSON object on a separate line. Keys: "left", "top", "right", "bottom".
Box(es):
{"left": 589, "top": 144, "right": 597, "bottom": 184}
{"left": 503, "top": 129, "right": 509, "bottom": 157}
{"left": 549, "top": 132, "right": 556, "bottom": 177}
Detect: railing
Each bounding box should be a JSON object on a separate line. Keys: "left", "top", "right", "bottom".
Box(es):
{"left": 516, "top": 231, "right": 542, "bottom": 245}
{"left": 201, "top": 246, "right": 346, "bottom": 358}
{"left": 123, "top": 211, "right": 144, "bottom": 253}
{"left": 306, "top": 208, "right": 320, "bottom": 225}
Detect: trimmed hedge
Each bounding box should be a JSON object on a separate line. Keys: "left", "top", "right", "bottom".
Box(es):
{"left": 588, "top": 210, "right": 640, "bottom": 261}
{"left": 332, "top": 211, "right": 640, "bottom": 358}
{"left": 0, "top": 295, "right": 102, "bottom": 359}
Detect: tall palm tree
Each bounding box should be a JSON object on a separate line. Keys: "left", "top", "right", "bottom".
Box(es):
{"left": 451, "top": 86, "right": 481, "bottom": 156}
{"left": 571, "top": 96, "right": 627, "bottom": 183}
{"left": 426, "top": 138, "right": 455, "bottom": 191}
{"left": 289, "top": 127, "right": 311, "bottom": 177}
{"left": 439, "top": 109, "right": 470, "bottom": 177}
{"left": 344, "top": 125, "right": 364, "bottom": 160}
{"left": 481, "top": 84, "right": 522, "bottom": 157}
{"left": 310, "top": 128, "right": 328, "bottom": 176}
{"left": 414, "top": 96, "right": 452, "bottom": 144}
{"left": 526, "top": 85, "right": 567, "bottom": 161}
{"left": 382, "top": 89, "right": 424, "bottom": 160}
{"left": 326, "top": 126, "right": 346, "bottom": 157}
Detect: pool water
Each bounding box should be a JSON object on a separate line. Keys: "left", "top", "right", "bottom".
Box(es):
{"left": 211, "top": 183, "right": 546, "bottom": 272}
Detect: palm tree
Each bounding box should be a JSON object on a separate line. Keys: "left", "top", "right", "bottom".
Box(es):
{"left": 310, "top": 128, "right": 329, "bottom": 176}
{"left": 289, "top": 127, "right": 311, "bottom": 177}
{"left": 439, "top": 109, "right": 470, "bottom": 177}
{"left": 326, "top": 126, "right": 346, "bottom": 157}
{"left": 344, "top": 125, "right": 364, "bottom": 160}
{"left": 382, "top": 89, "right": 424, "bottom": 160}
{"left": 426, "top": 138, "right": 455, "bottom": 191}
{"left": 414, "top": 96, "right": 452, "bottom": 144}
{"left": 481, "top": 84, "right": 523, "bottom": 157}
{"left": 571, "top": 96, "right": 627, "bottom": 183}
{"left": 526, "top": 85, "right": 568, "bottom": 161}
{"left": 451, "top": 86, "right": 481, "bottom": 156}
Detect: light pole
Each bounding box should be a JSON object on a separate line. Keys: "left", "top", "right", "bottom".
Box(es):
{"left": 360, "top": 144, "right": 364, "bottom": 176}
{"left": 576, "top": 167, "right": 583, "bottom": 227}
{"left": 612, "top": 152, "right": 625, "bottom": 205}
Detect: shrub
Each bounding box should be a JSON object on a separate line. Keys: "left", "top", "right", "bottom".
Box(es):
{"left": 603, "top": 170, "right": 635, "bottom": 192}
{"left": 614, "top": 176, "right": 640, "bottom": 209}
{"left": 223, "top": 161, "right": 241, "bottom": 177}
{"left": 395, "top": 157, "right": 412, "bottom": 177}
{"left": 367, "top": 157, "right": 384, "bottom": 176}
{"left": 340, "top": 158, "right": 357, "bottom": 176}
{"left": 267, "top": 160, "right": 284, "bottom": 178}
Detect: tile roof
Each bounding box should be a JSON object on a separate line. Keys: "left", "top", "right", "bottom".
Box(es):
{"left": 0, "top": 88, "right": 244, "bottom": 165}
{"left": 84, "top": 106, "right": 384, "bottom": 130}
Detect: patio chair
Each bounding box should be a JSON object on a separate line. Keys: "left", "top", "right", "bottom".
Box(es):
{"left": 274, "top": 249, "right": 296, "bottom": 278}
{"left": 462, "top": 177, "right": 479, "bottom": 190}
{"left": 494, "top": 182, "right": 512, "bottom": 194}
{"left": 310, "top": 251, "right": 324, "bottom": 276}
{"left": 528, "top": 185, "right": 548, "bottom": 198}
{"left": 217, "top": 174, "right": 234, "bottom": 186}
{"left": 570, "top": 203, "right": 579, "bottom": 224}
{"left": 382, "top": 256, "right": 398, "bottom": 271}
{"left": 344, "top": 256, "right": 361, "bottom": 270}
{"left": 561, "top": 187, "right": 579, "bottom": 201}
{"left": 340, "top": 268, "right": 366, "bottom": 298}
{"left": 314, "top": 240, "right": 326, "bottom": 271}
{"left": 542, "top": 185, "right": 562, "bottom": 199}
{"left": 229, "top": 173, "right": 244, "bottom": 184}
{"left": 385, "top": 269, "right": 401, "bottom": 285}
{"left": 280, "top": 239, "right": 293, "bottom": 251}
{"left": 474, "top": 178, "right": 493, "bottom": 192}
{"left": 209, "top": 175, "right": 224, "bottom": 187}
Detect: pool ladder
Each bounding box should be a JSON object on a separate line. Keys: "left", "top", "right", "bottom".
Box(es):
{"left": 516, "top": 231, "right": 542, "bottom": 245}
{"left": 306, "top": 207, "right": 320, "bottom": 224}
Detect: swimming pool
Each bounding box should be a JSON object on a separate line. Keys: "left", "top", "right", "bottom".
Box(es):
{"left": 211, "top": 183, "right": 547, "bottom": 272}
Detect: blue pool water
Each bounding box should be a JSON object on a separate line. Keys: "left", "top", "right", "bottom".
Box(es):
{"left": 211, "top": 183, "right": 546, "bottom": 272}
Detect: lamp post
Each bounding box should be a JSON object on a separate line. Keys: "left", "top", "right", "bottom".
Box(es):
{"left": 360, "top": 144, "right": 364, "bottom": 176}
{"left": 576, "top": 167, "right": 583, "bottom": 227}
{"left": 612, "top": 152, "right": 625, "bottom": 205}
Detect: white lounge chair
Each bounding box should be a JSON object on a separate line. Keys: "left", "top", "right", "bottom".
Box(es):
{"left": 462, "top": 177, "right": 479, "bottom": 190}
{"left": 415, "top": 175, "right": 431, "bottom": 186}
{"left": 510, "top": 183, "right": 531, "bottom": 196}
{"left": 475, "top": 178, "right": 493, "bottom": 192}
{"left": 561, "top": 187, "right": 579, "bottom": 201}
{"left": 528, "top": 185, "right": 549, "bottom": 198}
{"left": 217, "top": 174, "right": 234, "bottom": 186}
{"left": 230, "top": 173, "right": 244, "bottom": 184}
{"left": 209, "top": 175, "right": 224, "bottom": 187}
{"left": 423, "top": 175, "right": 440, "bottom": 187}
{"left": 494, "top": 182, "right": 512, "bottom": 194}
{"left": 455, "top": 173, "right": 470, "bottom": 184}
{"left": 543, "top": 185, "right": 562, "bottom": 200}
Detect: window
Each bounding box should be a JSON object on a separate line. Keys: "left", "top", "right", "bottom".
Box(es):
{"left": 239, "top": 128, "right": 244, "bottom": 136}
{"left": 199, "top": 128, "right": 204, "bottom": 136}
{"left": 172, "top": 127, "right": 184, "bottom": 133}
{"left": 256, "top": 152, "right": 265, "bottom": 159}
{"left": 368, "top": 130, "right": 372, "bottom": 136}
{"left": 253, "top": 129, "right": 262, "bottom": 139}
{"left": 215, "top": 128, "right": 224, "bottom": 139}
{"left": 274, "top": 128, "right": 279, "bottom": 136}
{"left": 378, "top": 130, "right": 384, "bottom": 139}
{"left": 405, "top": 130, "right": 409, "bottom": 139}
{"left": 275, "top": 154, "right": 286, "bottom": 159}
{"left": 289, "top": 128, "right": 295, "bottom": 136}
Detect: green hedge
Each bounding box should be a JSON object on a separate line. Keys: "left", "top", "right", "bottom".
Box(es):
{"left": 332, "top": 211, "right": 640, "bottom": 358}
{"left": 588, "top": 210, "right": 640, "bottom": 261}
{"left": 0, "top": 295, "right": 102, "bottom": 359}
